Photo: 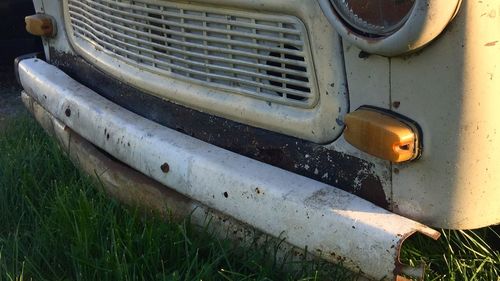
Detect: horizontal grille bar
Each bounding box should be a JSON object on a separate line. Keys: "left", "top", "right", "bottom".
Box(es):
{"left": 67, "top": 0, "right": 318, "bottom": 107}
{"left": 69, "top": 4, "right": 308, "bottom": 67}
{"left": 72, "top": 23, "right": 313, "bottom": 99}
{"left": 75, "top": 0, "right": 304, "bottom": 47}
{"left": 70, "top": 12, "right": 311, "bottom": 90}
{"left": 91, "top": 0, "right": 303, "bottom": 35}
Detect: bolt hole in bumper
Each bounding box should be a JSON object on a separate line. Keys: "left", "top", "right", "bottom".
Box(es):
{"left": 16, "top": 57, "right": 440, "bottom": 280}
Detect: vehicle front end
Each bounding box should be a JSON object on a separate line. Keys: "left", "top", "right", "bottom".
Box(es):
{"left": 16, "top": 0, "right": 500, "bottom": 280}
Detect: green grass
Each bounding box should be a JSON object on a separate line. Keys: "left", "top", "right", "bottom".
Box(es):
{"left": 0, "top": 115, "right": 498, "bottom": 281}
{"left": 0, "top": 116, "right": 354, "bottom": 281}
{"left": 403, "top": 229, "right": 499, "bottom": 280}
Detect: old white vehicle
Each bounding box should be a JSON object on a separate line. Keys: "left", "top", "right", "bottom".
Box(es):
{"left": 16, "top": 0, "right": 499, "bottom": 280}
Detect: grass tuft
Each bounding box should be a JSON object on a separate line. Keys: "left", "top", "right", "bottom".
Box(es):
{"left": 402, "top": 227, "right": 499, "bottom": 280}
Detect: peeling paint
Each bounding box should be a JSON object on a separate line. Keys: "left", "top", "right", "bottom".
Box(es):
{"left": 484, "top": 40, "right": 498, "bottom": 46}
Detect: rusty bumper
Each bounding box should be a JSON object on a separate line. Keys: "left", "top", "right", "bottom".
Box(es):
{"left": 18, "top": 58, "right": 439, "bottom": 280}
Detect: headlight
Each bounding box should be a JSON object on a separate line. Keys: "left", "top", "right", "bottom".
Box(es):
{"left": 319, "top": 0, "right": 462, "bottom": 56}
{"left": 330, "top": 0, "right": 415, "bottom": 36}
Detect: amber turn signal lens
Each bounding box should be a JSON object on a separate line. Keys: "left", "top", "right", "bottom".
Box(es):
{"left": 344, "top": 108, "right": 420, "bottom": 163}
{"left": 25, "top": 14, "right": 56, "bottom": 37}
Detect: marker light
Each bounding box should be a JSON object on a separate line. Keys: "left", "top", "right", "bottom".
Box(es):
{"left": 344, "top": 107, "right": 420, "bottom": 163}
{"left": 25, "top": 14, "right": 56, "bottom": 37}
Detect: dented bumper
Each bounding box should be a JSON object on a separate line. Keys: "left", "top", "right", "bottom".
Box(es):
{"left": 17, "top": 58, "right": 440, "bottom": 280}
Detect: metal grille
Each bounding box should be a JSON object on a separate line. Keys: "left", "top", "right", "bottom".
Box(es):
{"left": 66, "top": 0, "right": 318, "bottom": 107}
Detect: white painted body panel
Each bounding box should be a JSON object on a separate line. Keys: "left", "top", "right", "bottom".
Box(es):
{"left": 390, "top": 0, "right": 500, "bottom": 229}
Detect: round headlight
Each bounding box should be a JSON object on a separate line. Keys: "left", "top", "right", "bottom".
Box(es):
{"left": 318, "top": 0, "right": 462, "bottom": 56}
{"left": 330, "top": 0, "right": 415, "bottom": 36}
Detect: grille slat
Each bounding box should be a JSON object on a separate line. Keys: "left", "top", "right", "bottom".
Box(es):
{"left": 67, "top": 0, "right": 317, "bottom": 107}
{"left": 74, "top": 0, "right": 304, "bottom": 48}
{"left": 83, "top": 0, "right": 303, "bottom": 36}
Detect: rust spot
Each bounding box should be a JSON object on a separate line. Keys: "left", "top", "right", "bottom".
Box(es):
{"left": 65, "top": 107, "right": 71, "bottom": 117}
{"left": 255, "top": 187, "right": 261, "bottom": 194}
{"left": 392, "top": 101, "right": 401, "bottom": 109}
{"left": 358, "top": 51, "right": 370, "bottom": 59}
{"left": 160, "top": 163, "right": 170, "bottom": 173}
{"left": 485, "top": 41, "right": 498, "bottom": 47}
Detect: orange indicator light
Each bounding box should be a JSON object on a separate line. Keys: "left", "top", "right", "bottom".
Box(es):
{"left": 344, "top": 107, "right": 420, "bottom": 163}
{"left": 25, "top": 14, "right": 56, "bottom": 37}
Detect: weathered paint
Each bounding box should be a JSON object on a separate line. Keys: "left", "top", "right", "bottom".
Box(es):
{"left": 18, "top": 58, "right": 440, "bottom": 281}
